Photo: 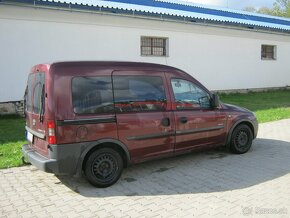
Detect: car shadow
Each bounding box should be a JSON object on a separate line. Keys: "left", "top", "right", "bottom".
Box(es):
{"left": 57, "top": 138, "right": 290, "bottom": 197}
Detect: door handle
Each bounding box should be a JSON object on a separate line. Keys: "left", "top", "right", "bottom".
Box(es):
{"left": 179, "top": 117, "right": 188, "bottom": 124}
{"left": 161, "top": 117, "right": 170, "bottom": 127}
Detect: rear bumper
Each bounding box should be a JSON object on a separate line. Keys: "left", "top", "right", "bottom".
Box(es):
{"left": 22, "top": 143, "right": 80, "bottom": 175}
{"left": 22, "top": 144, "right": 58, "bottom": 174}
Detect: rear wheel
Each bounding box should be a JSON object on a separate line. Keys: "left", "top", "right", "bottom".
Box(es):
{"left": 84, "top": 147, "right": 123, "bottom": 187}
{"left": 230, "top": 124, "right": 253, "bottom": 154}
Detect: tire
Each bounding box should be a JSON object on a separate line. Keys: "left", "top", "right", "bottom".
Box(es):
{"left": 84, "top": 147, "right": 123, "bottom": 188}
{"left": 230, "top": 124, "right": 253, "bottom": 154}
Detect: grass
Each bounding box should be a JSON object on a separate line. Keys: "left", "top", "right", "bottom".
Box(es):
{"left": 0, "top": 115, "right": 26, "bottom": 169}
{"left": 0, "top": 90, "right": 290, "bottom": 169}
{"left": 219, "top": 89, "right": 290, "bottom": 123}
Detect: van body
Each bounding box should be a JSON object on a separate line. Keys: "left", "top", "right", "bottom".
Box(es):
{"left": 22, "top": 62, "right": 258, "bottom": 187}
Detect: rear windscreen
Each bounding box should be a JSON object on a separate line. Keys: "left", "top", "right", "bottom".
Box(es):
{"left": 25, "top": 73, "right": 46, "bottom": 114}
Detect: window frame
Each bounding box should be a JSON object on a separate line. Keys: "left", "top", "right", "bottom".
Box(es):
{"left": 261, "top": 44, "right": 277, "bottom": 60}
{"left": 170, "top": 78, "right": 212, "bottom": 111}
{"left": 140, "top": 36, "right": 168, "bottom": 57}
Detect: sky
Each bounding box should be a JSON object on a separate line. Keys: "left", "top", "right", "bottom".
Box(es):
{"left": 183, "top": 0, "right": 276, "bottom": 10}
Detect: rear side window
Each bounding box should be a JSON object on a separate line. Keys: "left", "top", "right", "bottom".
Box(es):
{"left": 113, "top": 76, "right": 166, "bottom": 112}
{"left": 25, "top": 73, "right": 45, "bottom": 114}
{"left": 72, "top": 76, "right": 114, "bottom": 114}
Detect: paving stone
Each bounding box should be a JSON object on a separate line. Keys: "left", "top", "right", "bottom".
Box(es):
{"left": 1, "top": 119, "right": 290, "bottom": 217}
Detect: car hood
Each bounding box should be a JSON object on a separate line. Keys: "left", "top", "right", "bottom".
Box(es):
{"left": 221, "top": 103, "right": 252, "bottom": 113}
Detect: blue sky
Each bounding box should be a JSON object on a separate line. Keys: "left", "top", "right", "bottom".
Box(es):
{"left": 184, "top": 0, "right": 276, "bottom": 10}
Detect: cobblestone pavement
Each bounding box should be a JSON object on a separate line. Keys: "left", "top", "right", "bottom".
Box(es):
{"left": 1, "top": 119, "right": 290, "bottom": 218}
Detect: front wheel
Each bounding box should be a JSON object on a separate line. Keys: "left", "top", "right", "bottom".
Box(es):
{"left": 230, "top": 124, "right": 253, "bottom": 154}
{"left": 84, "top": 147, "right": 123, "bottom": 188}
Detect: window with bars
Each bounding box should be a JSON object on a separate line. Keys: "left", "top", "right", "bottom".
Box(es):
{"left": 261, "top": 45, "right": 276, "bottom": 60}
{"left": 141, "top": 37, "right": 168, "bottom": 56}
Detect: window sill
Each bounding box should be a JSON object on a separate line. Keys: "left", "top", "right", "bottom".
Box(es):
{"left": 141, "top": 55, "right": 169, "bottom": 58}
{"left": 261, "top": 58, "right": 277, "bottom": 61}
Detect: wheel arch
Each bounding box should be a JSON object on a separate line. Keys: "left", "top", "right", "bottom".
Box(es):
{"left": 226, "top": 119, "right": 255, "bottom": 148}
{"left": 75, "top": 139, "right": 131, "bottom": 176}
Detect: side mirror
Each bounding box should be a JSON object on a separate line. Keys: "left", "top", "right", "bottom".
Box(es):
{"left": 198, "top": 96, "right": 211, "bottom": 108}
{"left": 211, "top": 93, "right": 220, "bottom": 108}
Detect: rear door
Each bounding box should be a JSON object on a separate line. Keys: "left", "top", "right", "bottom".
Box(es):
{"left": 169, "top": 78, "right": 227, "bottom": 152}
{"left": 25, "top": 70, "right": 48, "bottom": 156}
{"left": 113, "top": 71, "right": 175, "bottom": 163}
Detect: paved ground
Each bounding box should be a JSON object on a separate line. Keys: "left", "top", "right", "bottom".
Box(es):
{"left": 1, "top": 119, "right": 290, "bottom": 218}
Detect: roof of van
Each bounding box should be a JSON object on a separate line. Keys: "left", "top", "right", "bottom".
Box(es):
{"left": 50, "top": 61, "right": 182, "bottom": 71}
{"left": 46, "top": 61, "right": 208, "bottom": 92}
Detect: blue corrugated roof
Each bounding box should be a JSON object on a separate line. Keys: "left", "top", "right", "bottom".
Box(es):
{"left": 1, "top": 0, "right": 290, "bottom": 33}
{"left": 104, "top": 0, "right": 290, "bottom": 26}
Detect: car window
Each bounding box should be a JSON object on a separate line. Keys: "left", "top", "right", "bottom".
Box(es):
{"left": 25, "top": 74, "right": 34, "bottom": 113}
{"left": 33, "top": 73, "right": 46, "bottom": 114}
{"left": 171, "top": 79, "right": 210, "bottom": 110}
{"left": 25, "top": 73, "right": 45, "bottom": 114}
{"left": 113, "top": 75, "right": 166, "bottom": 112}
{"left": 72, "top": 76, "right": 114, "bottom": 114}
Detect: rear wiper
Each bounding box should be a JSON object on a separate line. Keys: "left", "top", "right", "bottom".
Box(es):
{"left": 39, "top": 84, "right": 45, "bottom": 122}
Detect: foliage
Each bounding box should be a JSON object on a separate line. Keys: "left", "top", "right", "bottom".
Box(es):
{"left": 244, "top": 0, "right": 290, "bottom": 18}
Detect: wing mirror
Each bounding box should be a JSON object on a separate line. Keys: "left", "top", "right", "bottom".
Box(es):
{"left": 211, "top": 93, "right": 220, "bottom": 108}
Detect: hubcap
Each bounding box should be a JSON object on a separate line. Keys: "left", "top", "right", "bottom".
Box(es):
{"left": 235, "top": 130, "right": 249, "bottom": 149}
{"left": 92, "top": 153, "right": 117, "bottom": 181}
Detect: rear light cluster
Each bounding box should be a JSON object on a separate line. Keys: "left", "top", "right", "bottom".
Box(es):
{"left": 47, "top": 120, "right": 56, "bottom": 144}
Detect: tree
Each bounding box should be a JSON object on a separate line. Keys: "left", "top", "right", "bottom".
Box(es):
{"left": 257, "top": 7, "right": 273, "bottom": 16}
{"left": 272, "top": 0, "right": 290, "bottom": 17}
{"left": 243, "top": 0, "right": 290, "bottom": 18}
{"left": 244, "top": 6, "right": 256, "bottom": 13}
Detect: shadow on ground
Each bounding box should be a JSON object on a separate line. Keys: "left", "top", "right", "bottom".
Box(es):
{"left": 57, "top": 138, "right": 290, "bottom": 197}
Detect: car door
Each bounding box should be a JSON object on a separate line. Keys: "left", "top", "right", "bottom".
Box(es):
{"left": 169, "top": 77, "right": 227, "bottom": 152}
{"left": 113, "top": 70, "right": 175, "bottom": 163}
{"left": 25, "top": 71, "right": 48, "bottom": 156}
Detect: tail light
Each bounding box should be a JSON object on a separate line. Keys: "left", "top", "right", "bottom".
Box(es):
{"left": 47, "top": 120, "right": 56, "bottom": 144}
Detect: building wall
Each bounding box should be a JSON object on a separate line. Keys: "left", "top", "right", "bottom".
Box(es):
{"left": 0, "top": 5, "right": 290, "bottom": 102}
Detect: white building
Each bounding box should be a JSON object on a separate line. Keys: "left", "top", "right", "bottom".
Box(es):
{"left": 0, "top": 0, "right": 290, "bottom": 106}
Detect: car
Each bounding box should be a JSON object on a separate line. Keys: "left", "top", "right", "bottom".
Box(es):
{"left": 22, "top": 61, "right": 258, "bottom": 187}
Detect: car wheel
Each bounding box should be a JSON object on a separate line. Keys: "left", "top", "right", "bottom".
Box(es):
{"left": 85, "top": 147, "right": 123, "bottom": 188}
{"left": 230, "top": 124, "right": 253, "bottom": 154}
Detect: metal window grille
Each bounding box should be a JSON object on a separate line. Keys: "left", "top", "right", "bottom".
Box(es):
{"left": 261, "top": 45, "right": 276, "bottom": 60}
{"left": 141, "top": 37, "right": 167, "bottom": 56}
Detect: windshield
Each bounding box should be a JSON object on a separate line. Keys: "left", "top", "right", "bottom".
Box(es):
{"left": 25, "top": 72, "right": 46, "bottom": 115}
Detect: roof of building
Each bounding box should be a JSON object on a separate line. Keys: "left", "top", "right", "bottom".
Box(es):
{"left": 2, "top": 0, "right": 290, "bottom": 33}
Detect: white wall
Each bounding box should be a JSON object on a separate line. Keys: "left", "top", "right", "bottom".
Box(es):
{"left": 0, "top": 5, "right": 290, "bottom": 102}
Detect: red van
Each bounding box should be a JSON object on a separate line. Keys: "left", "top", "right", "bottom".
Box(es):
{"left": 23, "top": 61, "right": 258, "bottom": 187}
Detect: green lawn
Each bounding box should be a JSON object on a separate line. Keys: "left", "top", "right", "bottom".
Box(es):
{"left": 0, "top": 115, "right": 26, "bottom": 169}
{"left": 0, "top": 90, "right": 290, "bottom": 169}
{"left": 219, "top": 89, "right": 290, "bottom": 123}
